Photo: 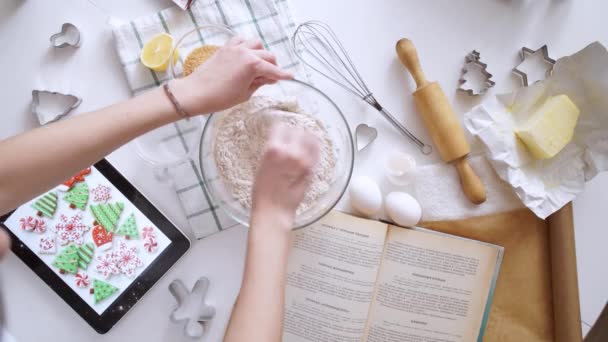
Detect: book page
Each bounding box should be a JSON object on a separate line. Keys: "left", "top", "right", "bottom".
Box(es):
{"left": 364, "top": 227, "right": 500, "bottom": 342}
{"left": 283, "top": 211, "right": 388, "bottom": 342}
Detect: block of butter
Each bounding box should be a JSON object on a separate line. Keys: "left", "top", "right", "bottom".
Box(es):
{"left": 515, "top": 95, "right": 580, "bottom": 159}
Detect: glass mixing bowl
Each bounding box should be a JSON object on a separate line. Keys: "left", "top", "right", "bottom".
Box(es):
{"left": 199, "top": 79, "right": 354, "bottom": 229}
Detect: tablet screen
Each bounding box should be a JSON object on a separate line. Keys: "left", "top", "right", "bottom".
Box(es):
{"left": 2, "top": 166, "right": 172, "bottom": 314}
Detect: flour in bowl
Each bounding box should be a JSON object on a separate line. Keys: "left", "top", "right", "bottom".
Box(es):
{"left": 213, "top": 96, "right": 337, "bottom": 213}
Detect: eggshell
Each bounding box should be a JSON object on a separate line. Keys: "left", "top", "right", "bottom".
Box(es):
{"left": 384, "top": 151, "right": 417, "bottom": 186}
{"left": 385, "top": 192, "right": 421, "bottom": 227}
{"left": 349, "top": 176, "right": 382, "bottom": 216}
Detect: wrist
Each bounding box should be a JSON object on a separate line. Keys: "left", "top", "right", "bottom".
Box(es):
{"left": 169, "top": 77, "right": 210, "bottom": 116}
{"left": 250, "top": 206, "right": 294, "bottom": 235}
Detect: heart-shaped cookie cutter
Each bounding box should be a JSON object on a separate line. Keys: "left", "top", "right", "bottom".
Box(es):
{"left": 355, "top": 123, "right": 378, "bottom": 152}
{"left": 50, "top": 23, "right": 82, "bottom": 48}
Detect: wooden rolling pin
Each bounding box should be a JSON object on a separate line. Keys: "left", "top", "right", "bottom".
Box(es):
{"left": 395, "top": 38, "right": 486, "bottom": 204}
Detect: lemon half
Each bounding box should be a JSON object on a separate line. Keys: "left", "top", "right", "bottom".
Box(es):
{"left": 140, "top": 33, "right": 179, "bottom": 72}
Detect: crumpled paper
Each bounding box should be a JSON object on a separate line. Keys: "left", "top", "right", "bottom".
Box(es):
{"left": 464, "top": 42, "right": 608, "bottom": 219}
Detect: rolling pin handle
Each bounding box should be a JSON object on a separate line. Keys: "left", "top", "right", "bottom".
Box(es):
{"left": 453, "top": 157, "right": 487, "bottom": 205}
{"left": 395, "top": 38, "right": 429, "bottom": 89}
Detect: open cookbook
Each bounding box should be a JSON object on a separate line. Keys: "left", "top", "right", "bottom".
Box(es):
{"left": 283, "top": 211, "right": 503, "bottom": 342}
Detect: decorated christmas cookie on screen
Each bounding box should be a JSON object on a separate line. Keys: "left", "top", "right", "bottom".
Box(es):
{"left": 52, "top": 244, "right": 80, "bottom": 274}
{"left": 115, "top": 241, "right": 143, "bottom": 277}
{"left": 92, "top": 225, "right": 113, "bottom": 250}
{"left": 115, "top": 213, "right": 140, "bottom": 239}
{"left": 31, "top": 191, "right": 58, "bottom": 218}
{"left": 95, "top": 251, "right": 119, "bottom": 279}
{"left": 59, "top": 167, "right": 91, "bottom": 192}
{"left": 91, "top": 184, "right": 111, "bottom": 203}
{"left": 20, "top": 216, "right": 47, "bottom": 233}
{"left": 144, "top": 237, "right": 158, "bottom": 253}
{"left": 64, "top": 182, "right": 89, "bottom": 210}
{"left": 39, "top": 236, "right": 56, "bottom": 254}
{"left": 55, "top": 213, "right": 90, "bottom": 246}
{"left": 91, "top": 279, "right": 118, "bottom": 304}
{"left": 77, "top": 243, "right": 95, "bottom": 270}
{"left": 90, "top": 202, "right": 124, "bottom": 232}
{"left": 75, "top": 272, "right": 90, "bottom": 288}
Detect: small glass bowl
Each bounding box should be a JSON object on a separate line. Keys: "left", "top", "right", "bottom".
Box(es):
{"left": 199, "top": 79, "right": 354, "bottom": 229}
{"left": 135, "top": 25, "right": 235, "bottom": 168}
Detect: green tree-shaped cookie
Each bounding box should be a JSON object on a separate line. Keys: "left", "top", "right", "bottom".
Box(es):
{"left": 93, "top": 279, "right": 118, "bottom": 304}
{"left": 90, "top": 202, "right": 124, "bottom": 232}
{"left": 77, "top": 243, "right": 95, "bottom": 270}
{"left": 64, "top": 182, "right": 89, "bottom": 210}
{"left": 52, "top": 245, "right": 79, "bottom": 274}
{"left": 115, "top": 213, "right": 140, "bottom": 239}
{"left": 31, "top": 191, "right": 58, "bottom": 218}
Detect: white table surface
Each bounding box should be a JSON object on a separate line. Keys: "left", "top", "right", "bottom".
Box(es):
{"left": 1, "top": 0, "right": 607, "bottom": 340}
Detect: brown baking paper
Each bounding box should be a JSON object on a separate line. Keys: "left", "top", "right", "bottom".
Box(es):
{"left": 422, "top": 203, "right": 582, "bottom": 341}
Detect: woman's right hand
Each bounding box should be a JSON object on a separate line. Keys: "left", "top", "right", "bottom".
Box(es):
{"left": 171, "top": 36, "right": 293, "bottom": 116}
{"left": 251, "top": 124, "right": 320, "bottom": 231}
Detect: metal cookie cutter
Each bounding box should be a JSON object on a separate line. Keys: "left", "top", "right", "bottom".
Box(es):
{"left": 458, "top": 50, "right": 495, "bottom": 96}
{"left": 50, "top": 23, "right": 82, "bottom": 48}
{"left": 31, "top": 90, "right": 82, "bottom": 125}
{"left": 169, "top": 277, "right": 216, "bottom": 339}
{"left": 512, "top": 45, "right": 556, "bottom": 87}
{"left": 355, "top": 123, "right": 378, "bottom": 152}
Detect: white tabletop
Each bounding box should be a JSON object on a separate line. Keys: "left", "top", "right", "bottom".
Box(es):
{"left": 0, "top": 0, "right": 607, "bottom": 340}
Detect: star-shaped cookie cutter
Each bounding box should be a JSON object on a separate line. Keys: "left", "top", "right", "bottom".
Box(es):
{"left": 457, "top": 50, "right": 495, "bottom": 96}
{"left": 512, "top": 45, "right": 556, "bottom": 87}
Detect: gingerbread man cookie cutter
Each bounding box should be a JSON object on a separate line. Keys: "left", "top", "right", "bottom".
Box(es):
{"left": 169, "top": 277, "right": 216, "bottom": 338}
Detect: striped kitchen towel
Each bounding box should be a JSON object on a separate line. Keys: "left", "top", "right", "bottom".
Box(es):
{"left": 111, "top": 0, "right": 309, "bottom": 239}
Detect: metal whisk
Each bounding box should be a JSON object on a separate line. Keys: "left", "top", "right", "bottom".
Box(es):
{"left": 292, "top": 21, "right": 432, "bottom": 154}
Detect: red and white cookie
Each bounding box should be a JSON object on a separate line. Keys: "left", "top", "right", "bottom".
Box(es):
{"left": 91, "top": 184, "right": 111, "bottom": 203}
{"left": 143, "top": 237, "right": 158, "bottom": 253}
{"left": 141, "top": 227, "right": 156, "bottom": 240}
{"left": 19, "top": 216, "right": 35, "bottom": 231}
{"left": 94, "top": 252, "right": 119, "bottom": 279}
{"left": 92, "top": 225, "right": 113, "bottom": 250}
{"left": 38, "top": 236, "right": 56, "bottom": 254}
{"left": 75, "top": 272, "right": 90, "bottom": 288}
{"left": 55, "top": 213, "right": 89, "bottom": 246}
{"left": 32, "top": 218, "right": 47, "bottom": 234}
{"left": 115, "top": 241, "right": 143, "bottom": 278}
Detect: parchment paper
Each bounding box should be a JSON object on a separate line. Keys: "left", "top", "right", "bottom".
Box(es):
{"left": 423, "top": 204, "right": 582, "bottom": 341}
{"left": 464, "top": 42, "right": 608, "bottom": 219}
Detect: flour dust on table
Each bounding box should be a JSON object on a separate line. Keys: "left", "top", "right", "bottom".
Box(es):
{"left": 214, "top": 96, "right": 337, "bottom": 213}
{"left": 3, "top": 167, "right": 171, "bottom": 314}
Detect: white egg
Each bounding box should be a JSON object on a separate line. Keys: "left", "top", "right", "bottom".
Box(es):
{"left": 349, "top": 176, "right": 382, "bottom": 216}
{"left": 385, "top": 192, "right": 422, "bottom": 227}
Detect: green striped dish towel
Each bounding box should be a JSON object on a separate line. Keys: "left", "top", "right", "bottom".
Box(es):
{"left": 111, "top": 0, "right": 308, "bottom": 239}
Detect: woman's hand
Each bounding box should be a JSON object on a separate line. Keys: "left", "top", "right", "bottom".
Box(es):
{"left": 171, "top": 37, "right": 293, "bottom": 115}
{"left": 225, "top": 125, "right": 319, "bottom": 342}
{"left": 250, "top": 124, "right": 320, "bottom": 231}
